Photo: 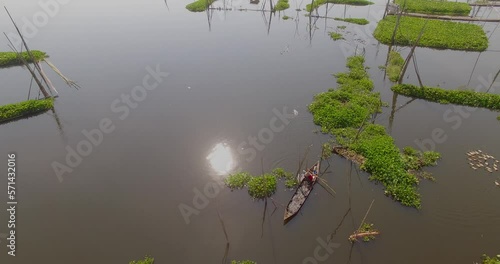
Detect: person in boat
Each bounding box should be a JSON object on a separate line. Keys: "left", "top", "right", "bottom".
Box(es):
{"left": 305, "top": 172, "right": 316, "bottom": 183}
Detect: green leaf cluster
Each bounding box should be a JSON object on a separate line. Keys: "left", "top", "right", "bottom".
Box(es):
{"left": 329, "top": 32, "right": 344, "bottom": 41}
{"left": 373, "top": 16, "right": 488, "bottom": 51}
{"left": 274, "top": 0, "right": 290, "bottom": 11}
{"left": 247, "top": 174, "right": 278, "bottom": 199}
{"left": 0, "top": 98, "right": 54, "bottom": 123}
{"left": 0, "top": 50, "right": 47, "bottom": 68}
{"left": 395, "top": 0, "right": 471, "bottom": 16}
{"left": 481, "top": 255, "right": 500, "bottom": 264}
{"left": 334, "top": 17, "right": 369, "bottom": 25}
{"left": 308, "top": 56, "right": 442, "bottom": 208}
{"left": 392, "top": 84, "right": 500, "bottom": 110}
{"left": 224, "top": 172, "right": 252, "bottom": 189}
{"left": 359, "top": 223, "right": 377, "bottom": 242}
{"left": 306, "top": 0, "right": 373, "bottom": 12}
{"left": 129, "top": 256, "right": 154, "bottom": 264}
{"left": 386, "top": 51, "right": 404, "bottom": 82}
{"left": 186, "top": 0, "right": 216, "bottom": 12}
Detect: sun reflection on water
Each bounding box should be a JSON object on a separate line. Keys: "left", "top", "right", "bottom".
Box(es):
{"left": 206, "top": 142, "right": 235, "bottom": 175}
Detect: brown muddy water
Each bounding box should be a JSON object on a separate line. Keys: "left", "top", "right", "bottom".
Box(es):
{"left": 0, "top": 0, "right": 499, "bottom": 263}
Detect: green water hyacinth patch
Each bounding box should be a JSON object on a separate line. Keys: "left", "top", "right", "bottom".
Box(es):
{"left": 392, "top": 84, "right": 500, "bottom": 111}
{"left": 0, "top": 50, "right": 47, "bottom": 68}
{"left": 309, "top": 56, "right": 443, "bottom": 208}
{"left": 481, "top": 255, "right": 500, "bottom": 264}
{"left": 334, "top": 17, "right": 369, "bottom": 25}
{"left": 329, "top": 32, "right": 344, "bottom": 41}
{"left": 373, "top": 16, "right": 488, "bottom": 51}
{"left": 395, "top": 0, "right": 471, "bottom": 16}
{"left": 306, "top": 0, "right": 373, "bottom": 12}
{"left": 129, "top": 256, "right": 154, "bottom": 264}
{"left": 0, "top": 99, "right": 54, "bottom": 124}
{"left": 224, "top": 172, "right": 252, "bottom": 189}
{"left": 247, "top": 174, "right": 278, "bottom": 199}
{"left": 274, "top": 0, "right": 290, "bottom": 11}
{"left": 386, "top": 51, "right": 404, "bottom": 82}
{"left": 186, "top": 0, "right": 216, "bottom": 12}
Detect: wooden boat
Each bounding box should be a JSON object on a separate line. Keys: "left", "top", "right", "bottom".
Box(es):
{"left": 283, "top": 161, "right": 320, "bottom": 225}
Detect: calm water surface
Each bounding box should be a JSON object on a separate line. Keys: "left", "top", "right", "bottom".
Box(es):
{"left": 0, "top": 0, "right": 499, "bottom": 263}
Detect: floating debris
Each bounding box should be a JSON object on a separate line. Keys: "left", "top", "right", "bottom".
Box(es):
{"left": 466, "top": 150, "right": 499, "bottom": 174}
{"left": 495, "top": 180, "right": 499, "bottom": 187}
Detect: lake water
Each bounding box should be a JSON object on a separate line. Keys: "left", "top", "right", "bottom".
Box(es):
{"left": 0, "top": 0, "right": 499, "bottom": 263}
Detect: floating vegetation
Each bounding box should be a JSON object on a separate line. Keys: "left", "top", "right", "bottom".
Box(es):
{"left": 186, "top": 0, "right": 216, "bottom": 12}
{"left": 272, "top": 168, "right": 298, "bottom": 188}
{"left": 306, "top": 0, "right": 373, "bottom": 12}
{"left": 466, "top": 150, "right": 498, "bottom": 173}
{"left": 402, "top": 147, "right": 441, "bottom": 180}
{"left": 349, "top": 223, "right": 379, "bottom": 242}
{"left": 129, "top": 256, "right": 154, "bottom": 264}
{"left": 497, "top": 115, "right": 500, "bottom": 121}
{"left": 248, "top": 174, "right": 278, "bottom": 199}
{"left": 231, "top": 261, "right": 257, "bottom": 264}
{"left": 334, "top": 17, "right": 369, "bottom": 25}
{"left": 225, "top": 168, "right": 295, "bottom": 199}
{"left": 373, "top": 16, "right": 488, "bottom": 51}
{"left": 282, "top": 15, "right": 292, "bottom": 20}
{"left": 309, "top": 56, "right": 441, "bottom": 208}
{"left": 329, "top": 32, "right": 344, "bottom": 41}
{"left": 225, "top": 172, "right": 252, "bottom": 189}
{"left": 392, "top": 84, "right": 500, "bottom": 111}
{"left": 322, "top": 142, "right": 333, "bottom": 159}
{"left": 386, "top": 51, "right": 404, "bottom": 82}
{"left": 337, "top": 25, "right": 347, "bottom": 29}
{"left": 0, "top": 50, "right": 47, "bottom": 68}
{"left": 395, "top": 0, "right": 471, "bottom": 16}
{"left": 481, "top": 254, "right": 500, "bottom": 264}
{"left": 274, "top": 0, "right": 290, "bottom": 11}
{"left": 0, "top": 98, "right": 54, "bottom": 124}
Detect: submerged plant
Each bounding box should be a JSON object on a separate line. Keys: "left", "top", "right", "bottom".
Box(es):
{"left": 0, "top": 98, "right": 54, "bottom": 123}
{"left": 334, "top": 17, "right": 369, "bottom": 25}
{"left": 329, "top": 32, "right": 344, "bottom": 41}
{"left": 386, "top": 51, "right": 404, "bottom": 82}
{"left": 186, "top": 0, "right": 216, "bottom": 12}
{"left": 373, "top": 16, "right": 488, "bottom": 51}
{"left": 129, "top": 256, "right": 154, "bottom": 264}
{"left": 248, "top": 174, "right": 278, "bottom": 199}
{"left": 224, "top": 172, "right": 252, "bottom": 189}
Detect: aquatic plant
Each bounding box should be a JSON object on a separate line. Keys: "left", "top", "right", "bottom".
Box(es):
{"left": 129, "top": 256, "right": 154, "bottom": 264}
{"left": 231, "top": 261, "right": 257, "bottom": 264}
{"left": 373, "top": 16, "right": 488, "bottom": 51}
{"left": 392, "top": 84, "right": 500, "bottom": 111}
{"left": 481, "top": 255, "right": 500, "bottom": 264}
{"left": 334, "top": 17, "right": 369, "bottom": 25}
{"left": 309, "top": 56, "right": 434, "bottom": 208}
{"left": 337, "top": 25, "right": 347, "bottom": 29}
{"left": 359, "top": 223, "right": 377, "bottom": 242}
{"left": 0, "top": 50, "right": 47, "bottom": 68}
{"left": 395, "top": 0, "right": 471, "bottom": 16}
{"left": 329, "top": 32, "right": 344, "bottom": 41}
{"left": 272, "top": 168, "right": 298, "bottom": 188}
{"left": 186, "top": 0, "right": 216, "bottom": 12}
{"left": 322, "top": 142, "right": 333, "bottom": 159}
{"left": 282, "top": 15, "right": 292, "bottom": 20}
{"left": 497, "top": 115, "right": 500, "bottom": 121}
{"left": 224, "top": 172, "right": 252, "bottom": 189}
{"left": 247, "top": 174, "right": 278, "bottom": 199}
{"left": 0, "top": 98, "right": 54, "bottom": 123}
{"left": 274, "top": 0, "right": 290, "bottom": 11}
{"left": 401, "top": 146, "right": 441, "bottom": 174}
{"left": 386, "top": 51, "right": 404, "bottom": 82}
{"left": 306, "top": 0, "right": 373, "bottom": 12}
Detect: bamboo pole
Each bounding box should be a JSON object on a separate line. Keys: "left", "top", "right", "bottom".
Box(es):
{"left": 398, "top": 21, "right": 427, "bottom": 84}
